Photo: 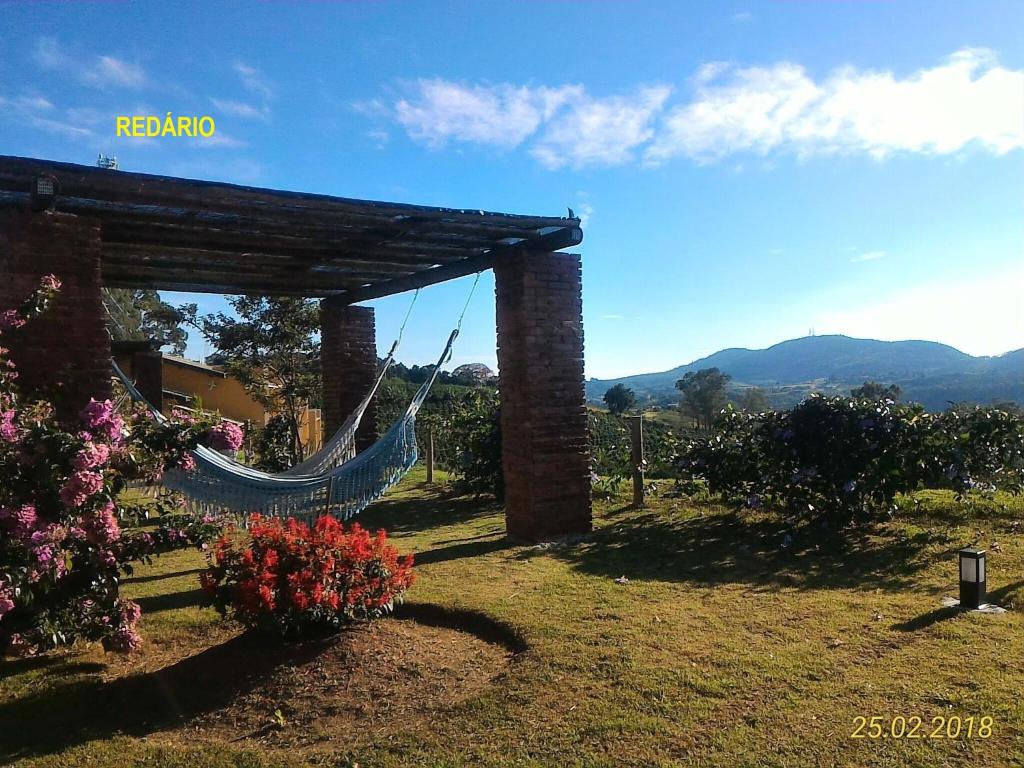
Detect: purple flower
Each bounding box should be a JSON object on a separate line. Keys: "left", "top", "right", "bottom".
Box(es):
{"left": 73, "top": 442, "right": 111, "bottom": 471}
{"left": 84, "top": 503, "right": 120, "bottom": 546}
{"left": 78, "top": 399, "right": 125, "bottom": 444}
{"left": 205, "top": 421, "right": 244, "bottom": 452}
{"left": 0, "top": 583, "right": 15, "bottom": 619}
{"left": 0, "top": 409, "right": 18, "bottom": 443}
{"left": 0, "top": 504, "right": 37, "bottom": 538}
{"left": 121, "top": 600, "right": 142, "bottom": 626}
{"left": 59, "top": 470, "right": 105, "bottom": 508}
{"left": 0, "top": 309, "right": 25, "bottom": 331}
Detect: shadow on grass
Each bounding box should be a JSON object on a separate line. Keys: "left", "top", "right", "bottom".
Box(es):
{"left": 133, "top": 588, "right": 206, "bottom": 615}
{"left": 359, "top": 484, "right": 502, "bottom": 535}
{"left": 396, "top": 603, "right": 529, "bottom": 654}
{"left": 0, "top": 602, "right": 526, "bottom": 762}
{"left": 892, "top": 606, "right": 962, "bottom": 632}
{"left": 122, "top": 567, "right": 205, "bottom": 585}
{"left": 0, "top": 656, "right": 105, "bottom": 681}
{"left": 414, "top": 537, "right": 514, "bottom": 566}
{"left": 540, "top": 508, "right": 940, "bottom": 592}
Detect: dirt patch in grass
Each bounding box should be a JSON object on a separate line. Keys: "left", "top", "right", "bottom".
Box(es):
{"left": 0, "top": 607, "right": 520, "bottom": 763}
{"left": 147, "top": 615, "right": 516, "bottom": 751}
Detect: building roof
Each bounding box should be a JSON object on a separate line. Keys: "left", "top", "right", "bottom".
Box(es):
{"left": 0, "top": 155, "right": 582, "bottom": 302}
{"left": 162, "top": 354, "right": 227, "bottom": 377}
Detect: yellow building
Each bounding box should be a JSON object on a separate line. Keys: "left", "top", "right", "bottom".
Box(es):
{"left": 114, "top": 345, "right": 322, "bottom": 454}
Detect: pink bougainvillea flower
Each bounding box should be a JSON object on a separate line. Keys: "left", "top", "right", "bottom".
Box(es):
{"left": 84, "top": 502, "right": 120, "bottom": 546}
{"left": 0, "top": 504, "right": 38, "bottom": 538}
{"left": 59, "top": 470, "right": 105, "bottom": 508}
{"left": 0, "top": 409, "right": 18, "bottom": 443}
{"left": 205, "top": 421, "right": 244, "bottom": 452}
{"left": 103, "top": 627, "right": 142, "bottom": 653}
{"left": 0, "top": 309, "right": 25, "bottom": 331}
{"left": 78, "top": 399, "right": 125, "bottom": 444}
{"left": 0, "top": 584, "right": 15, "bottom": 619}
{"left": 73, "top": 442, "right": 111, "bottom": 471}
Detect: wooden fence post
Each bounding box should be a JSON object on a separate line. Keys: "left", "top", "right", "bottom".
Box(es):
{"left": 425, "top": 427, "right": 435, "bottom": 484}
{"left": 628, "top": 415, "right": 645, "bottom": 508}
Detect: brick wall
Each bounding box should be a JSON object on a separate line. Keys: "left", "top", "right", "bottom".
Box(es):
{"left": 0, "top": 209, "right": 110, "bottom": 420}
{"left": 320, "top": 299, "right": 377, "bottom": 452}
{"left": 494, "top": 251, "right": 592, "bottom": 541}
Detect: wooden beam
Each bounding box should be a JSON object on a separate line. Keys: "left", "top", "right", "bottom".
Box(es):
{"left": 0, "top": 157, "right": 577, "bottom": 230}
{"left": 101, "top": 243, "right": 435, "bottom": 276}
{"left": 334, "top": 226, "right": 584, "bottom": 304}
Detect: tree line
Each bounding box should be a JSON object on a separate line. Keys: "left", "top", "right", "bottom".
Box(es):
{"left": 605, "top": 368, "right": 911, "bottom": 429}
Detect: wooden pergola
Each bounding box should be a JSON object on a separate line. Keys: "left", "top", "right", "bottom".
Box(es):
{"left": 0, "top": 155, "right": 592, "bottom": 541}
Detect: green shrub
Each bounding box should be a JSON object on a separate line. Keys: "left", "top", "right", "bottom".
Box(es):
{"left": 676, "top": 396, "right": 1024, "bottom": 525}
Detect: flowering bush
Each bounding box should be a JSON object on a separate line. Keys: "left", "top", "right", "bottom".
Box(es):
{"left": 676, "top": 395, "right": 1024, "bottom": 525}
{"left": 0, "top": 277, "right": 220, "bottom": 656}
{"left": 115, "top": 493, "right": 230, "bottom": 570}
{"left": 201, "top": 514, "right": 415, "bottom": 638}
{"left": 205, "top": 421, "right": 244, "bottom": 453}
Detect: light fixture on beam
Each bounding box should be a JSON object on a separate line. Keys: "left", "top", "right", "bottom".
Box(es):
{"left": 30, "top": 174, "right": 59, "bottom": 212}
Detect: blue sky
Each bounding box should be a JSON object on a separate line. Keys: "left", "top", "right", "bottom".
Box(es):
{"left": 1, "top": 1, "right": 1022, "bottom": 378}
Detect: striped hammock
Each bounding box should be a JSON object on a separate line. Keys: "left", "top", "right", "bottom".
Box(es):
{"left": 113, "top": 330, "right": 457, "bottom": 522}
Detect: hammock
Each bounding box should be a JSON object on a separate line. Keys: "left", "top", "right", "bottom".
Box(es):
{"left": 113, "top": 329, "right": 458, "bottom": 523}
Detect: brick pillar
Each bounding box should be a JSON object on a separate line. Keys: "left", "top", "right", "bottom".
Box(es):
{"left": 321, "top": 298, "right": 377, "bottom": 452}
{"left": 112, "top": 341, "right": 164, "bottom": 413}
{"left": 494, "top": 251, "right": 592, "bottom": 542}
{"left": 0, "top": 209, "right": 110, "bottom": 421}
{"left": 130, "top": 350, "right": 164, "bottom": 413}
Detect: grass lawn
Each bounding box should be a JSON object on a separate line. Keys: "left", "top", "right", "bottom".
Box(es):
{"left": 2, "top": 468, "right": 1023, "bottom": 767}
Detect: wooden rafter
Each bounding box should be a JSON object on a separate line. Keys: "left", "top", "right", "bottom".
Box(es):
{"left": 0, "top": 156, "right": 582, "bottom": 301}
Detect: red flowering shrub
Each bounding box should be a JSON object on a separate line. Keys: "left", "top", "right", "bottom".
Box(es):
{"left": 201, "top": 515, "right": 415, "bottom": 638}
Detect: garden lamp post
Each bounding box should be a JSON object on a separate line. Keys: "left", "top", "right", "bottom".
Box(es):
{"left": 959, "top": 547, "right": 986, "bottom": 610}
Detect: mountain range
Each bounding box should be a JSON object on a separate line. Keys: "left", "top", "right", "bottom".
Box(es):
{"left": 586, "top": 335, "right": 1024, "bottom": 411}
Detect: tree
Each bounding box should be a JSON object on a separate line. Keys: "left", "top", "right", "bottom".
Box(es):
{"left": 104, "top": 288, "right": 188, "bottom": 355}
{"left": 736, "top": 387, "right": 771, "bottom": 413}
{"left": 182, "top": 297, "right": 320, "bottom": 464}
{"left": 676, "top": 367, "right": 731, "bottom": 430}
{"left": 851, "top": 380, "right": 902, "bottom": 401}
{"left": 603, "top": 383, "right": 636, "bottom": 415}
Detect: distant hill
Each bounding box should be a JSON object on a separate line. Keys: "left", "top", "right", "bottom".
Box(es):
{"left": 586, "top": 335, "right": 1024, "bottom": 411}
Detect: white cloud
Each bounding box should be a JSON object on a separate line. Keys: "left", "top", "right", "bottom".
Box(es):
{"left": 89, "top": 55, "right": 146, "bottom": 88}
{"left": 574, "top": 201, "right": 594, "bottom": 229}
{"left": 209, "top": 97, "right": 267, "bottom": 120}
{"left": 0, "top": 91, "right": 95, "bottom": 141}
{"left": 190, "top": 132, "right": 248, "bottom": 149}
{"left": 33, "top": 37, "right": 64, "bottom": 69}
{"left": 646, "top": 48, "right": 1024, "bottom": 165}
{"left": 34, "top": 37, "right": 146, "bottom": 89}
{"left": 395, "top": 79, "right": 581, "bottom": 149}
{"left": 816, "top": 265, "right": 1024, "bottom": 356}
{"left": 374, "top": 48, "right": 1023, "bottom": 169}
{"left": 233, "top": 62, "right": 273, "bottom": 100}
{"left": 531, "top": 85, "right": 671, "bottom": 169}
{"left": 367, "top": 128, "right": 390, "bottom": 147}
{"left": 731, "top": 12, "right": 753, "bottom": 23}
{"left": 850, "top": 250, "right": 886, "bottom": 263}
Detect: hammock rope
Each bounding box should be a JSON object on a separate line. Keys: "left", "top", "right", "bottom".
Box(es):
{"left": 112, "top": 281, "right": 476, "bottom": 522}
